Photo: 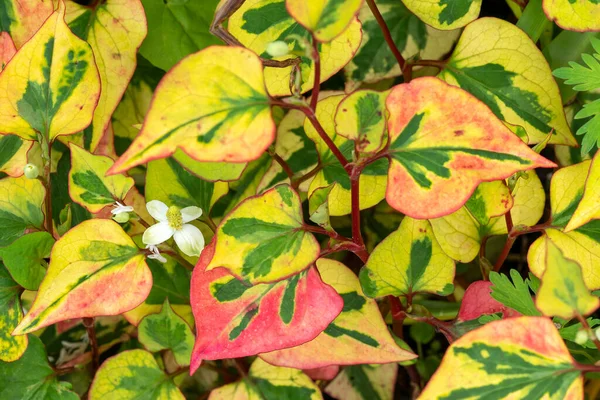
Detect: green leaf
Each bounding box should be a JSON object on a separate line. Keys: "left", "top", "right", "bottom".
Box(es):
{"left": 0, "top": 176, "right": 45, "bottom": 247}
{"left": 0, "top": 231, "right": 53, "bottom": 290}
{"left": 0, "top": 263, "right": 27, "bottom": 362}
{"left": 489, "top": 270, "right": 541, "bottom": 316}
{"left": 0, "top": 335, "right": 78, "bottom": 399}
{"left": 138, "top": 300, "right": 194, "bottom": 367}
{"left": 325, "top": 364, "right": 398, "bottom": 400}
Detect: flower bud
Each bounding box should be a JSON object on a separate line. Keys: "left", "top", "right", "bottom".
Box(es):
{"left": 23, "top": 163, "right": 39, "bottom": 179}
{"left": 266, "top": 40, "right": 289, "bottom": 58}
{"left": 575, "top": 329, "right": 589, "bottom": 345}
{"left": 113, "top": 212, "right": 130, "bottom": 224}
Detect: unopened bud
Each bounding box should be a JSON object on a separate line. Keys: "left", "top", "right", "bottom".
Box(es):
{"left": 266, "top": 41, "right": 289, "bottom": 58}
{"left": 112, "top": 212, "right": 129, "bottom": 224}
{"left": 575, "top": 329, "right": 589, "bottom": 345}
{"left": 23, "top": 163, "right": 39, "bottom": 179}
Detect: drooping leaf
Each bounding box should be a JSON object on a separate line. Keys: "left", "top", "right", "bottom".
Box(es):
{"left": 139, "top": 0, "right": 220, "bottom": 71}
{"left": 325, "top": 363, "right": 398, "bottom": 400}
{"left": 68, "top": 144, "right": 134, "bottom": 213}
{"left": 438, "top": 18, "right": 576, "bottom": 146}
{"left": 536, "top": 238, "right": 600, "bottom": 320}
{"left": 335, "top": 89, "right": 388, "bottom": 154}
{"left": 543, "top": 0, "right": 600, "bottom": 31}
{"left": 0, "top": 1, "right": 100, "bottom": 141}
{"left": 209, "top": 358, "right": 322, "bottom": 400}
{"left": 0, "top": 176, "right": 45, "bottom": 247}
{"left": 109, "top": 46, "right": 275, "bottom": 174}
{"left": 384, "top": 76, "right": 555, "bottom": 219}
{"left": 0, "top": 231, "right": 53, "bottom": 290}
{"left": 400, "top": 0, "right": 481, "bottom": 30}
{"left": 489, "top": 270, "right": 541, "bottom": 317}
{"left": 138, "top": 299, "right": 194, "bottom": 367}
{"left": 228, "top": 0, "right": 362, "bottom": 96}
{"left": 14, "top": 219, "right": 151, "bottom": 334}
{"left": 207, "top": 184, "right": 320, "bottom": 284}
{"left": 306, "top": 94, "right": 388, "bottom": 216}
{"left": 565, "top": 153, "right": 600, "bottom": 231}
{"left": 457, "top": 281, "right": 520, "bottom": 322}
{"left": 345, "top": 0, "right": 459, "bottom": 86}
{"left": 308, "top": 184, "right": 334, "bottom": 231}
{"left": 260, "top": 258, "right": 416, "bottom": 368}
{"left": 420, "top": 317, "right": 583, "bottom": 399}
{"left": 65, "top": 0, "right": 147, "bottom": 151}
{"left": 190, "top": 241, "right": 342, "bottom": 373}
{"left": 88, "top": 349, "right": 185, "bottom": 400}
{"left": 0, "top": 134, "right": 32, "bottom": 177}
{"left": 0, "top": 335, "right": 78, "bottom": 399}
{"left": 0, "top": 0, "right": 53, "bottom": 49}
{"left": 359, "top": 217, "right": 455, "bottom": 298}
{"left": 286, "top": 0, "right": 363, "bottom": 42}
{"left": 0, "top": 263, "right": 26, "bottom": 362}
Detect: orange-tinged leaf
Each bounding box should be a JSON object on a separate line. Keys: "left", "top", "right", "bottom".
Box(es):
{"left": 286, "top": 0, "right": 364, "bottom": 42}
{"left": 1, "top": 0, "right": 53, "bottom": 49}
{"left": 190, "top": 241, "right": 343, "bottom": 374}
{"left": 0, "top": 32, "right": 16, "bottom": 68}
{"left": 13, "top": 219, "right": 151, "bottom": 334}
{"left": 385, "top": 77, "right": 555, "bottom": 219}
{"left": 420, "top": 317, "right": 583, "bottom": 399}
{"left": 109, "top": 46, "right": 275, "bottom": 174}
{"left": 457, "top": 281, "right": 520, "bottom": 322}
{"left": 260, "top": 258, "right": 416, "bottom": 368}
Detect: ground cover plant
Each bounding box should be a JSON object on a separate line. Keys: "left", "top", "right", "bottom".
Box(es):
{"left": 1, "top": 0, "right": 600, "bottom": 398}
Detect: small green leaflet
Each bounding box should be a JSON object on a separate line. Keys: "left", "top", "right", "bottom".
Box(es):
{"left": 489, "top": 270, "right": 541, "bottom": 316}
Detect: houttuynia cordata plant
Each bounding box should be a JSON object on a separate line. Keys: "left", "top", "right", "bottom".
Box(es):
{"left": 1, "top": 0, "right": 600, "bottom": 398}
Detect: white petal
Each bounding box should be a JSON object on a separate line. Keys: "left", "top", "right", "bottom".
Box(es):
{"left": 174, "top": 224, "right": 205, "bottom": 257}
{"left": 181, "top": 206, "right": 202, "bottom": 223}
{"left": 142, "top": 222, "right": 175, "bottom": 245}
{"left": 146, "top": 200, "right": 168, "bottom": 222}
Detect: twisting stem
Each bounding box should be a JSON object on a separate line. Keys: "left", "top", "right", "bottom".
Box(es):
{"left": 82, "top": 317, "right": 99, "bottom": 372}
{"left": 365, "top": 0, "right": 405, "bottom": 71}
{"left": 310, "top": 34, "right": 321, "bottom": 110}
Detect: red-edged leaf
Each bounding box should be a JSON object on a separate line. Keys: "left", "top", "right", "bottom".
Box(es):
{"left": 457, "top": 281, "right": 520, "bottom": 322}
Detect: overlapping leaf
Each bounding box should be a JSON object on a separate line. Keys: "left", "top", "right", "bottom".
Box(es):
{"left": 536, "top": 238, "right": 599, "bottom": 320}
{"left": 0, "top": 0, "right": 53, "bottom": 48}
{"left": 0, "top": 263, "right": 26, "bottom": 362}
{"left": 543, "top": 0, "right": 600, "bottom": 31}
{"left": 260, "top": 258, "right": 416, "bottom": 368}
{"left": 384, "top": 77, "right": 554, "bottom": 219}
{"left": 89, "top": 349, "right": 185, "bottom": 400}
{"left": 14, "top": 219, "right": 151, "bottom": 334}
{"left": 438, "top": 18, "right": 576, "bottom": 146}
{"left": 0, "top": 1, "right": 100, "bottom": 141}
{"left": 420, "top": 317, "right": 583, "bottom": 399}
{"left": 307, "top": 94, "right": 388, "bottom": 216}
{"left": 550, "top": 160, "right": 590, "bottom": 228}
{"left": 228, "top": 0, "right": 362, "bottom": 96}
{"left": 565, "top": 153, "right": 600, "bottom": 231}
{"left": 109, "top": 46, "right": 275, "bottom": 174}
{"left": 0, "top": 176, "right": 45, "bottom": 247}
{"left": 401, "top": 0, "right": 481, "bottom": 30}
{"left": 325, "top": 364, "right": 398, "bottom": 400}
{"left": 68, "top": 144, "right": 134, "bottom": 213}
{"left": 0, "top": 135, "right": 32, "bottom": 177}
{"left": 360, "top": 217, "right": 455, "bottom": 298}
{"left": 173, "top": 150, "right": 247, "bottom": 182}
{"left": 207, "top": 185, "right": 320, "bottom": 284}
{"left": 457, "top": 281, "right": 520, "bottom": 322}
{"left": 286, "top": 0, "right": 363, "bottom": 42}
{"left": 66, "top": 0, "right": 147, "bottom": 151}
{"left": 0, "top": 231, "right": 53, "bottom": 290}
{"left": 190, "top": 242, "right": 342, "bottom": 373}
{"left": 209, "top": 358, "right": 322, "bottom": 400}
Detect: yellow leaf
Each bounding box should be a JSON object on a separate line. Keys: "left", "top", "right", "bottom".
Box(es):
{"left": 401, "top": 0, "right": 482, "bottom": 30}
{"left": 543, "top": 0, "right": 600, "bottom": 31}
{"left": 566, "top": 153, "right": 600, "bottom": 231}
{"left": 286, "top": 0, "right": 363, "bottom": 42}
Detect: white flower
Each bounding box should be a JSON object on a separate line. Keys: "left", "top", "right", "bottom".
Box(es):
{"left": 146, "top": 244, "right": 167, "bottom": 264}
{"left": 142, "top": 200, "right": 205, "bottom": 257}
{"left": 111, "top": 201, "right": 134, "bottom": 215}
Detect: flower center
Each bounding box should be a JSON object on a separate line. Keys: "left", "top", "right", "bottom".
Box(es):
{"left": 166, "top": 206, "right": 183, "bottom": 230}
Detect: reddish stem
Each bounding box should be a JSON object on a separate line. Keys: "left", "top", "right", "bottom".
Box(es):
{"left": 302, "top": 224, "right": 351, "bottom": 242}
{"left": 271, "top": 152, "right": 294, "bottom": 181}
{"left": 388, "top": 295, "right": 404, "bottom": 320}
{"left": 83, "top": 317, "right": 99, "bottom": 373}
{"left": 310, "top": 35, "right": 320, "bottom": 111}
{"left": 291, "top": 163, "right": 322, "bottom": 189}
{"left": 365, "top": 0, "right": 405, "bottom": 70}
{"left": 305, "top": 110, "right": 349, "bottom": 168}
{"left": 493, "top": 220, "right": 553, "bottom": 273}
{"left": 350, "top": 168, "right": 365, "bottom": 248}
{"left": 505, "top": 211, "right": 514, "bottom": 233}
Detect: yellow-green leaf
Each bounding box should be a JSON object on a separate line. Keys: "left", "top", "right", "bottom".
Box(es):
{"left": 68, "top": 144, "right": 134, "bottom": 213}
{"left": 385, "top": 77, "right": 554, "bottom": 219}
{"left": 359, "top": 217, "right": 455, "bottom": 298}
{"left": 13, "top": 219, "right": 151, "bottom": 334}
{"left": 89, "top": 349, "right": 185, "bottom": 400}
{"left": 207, "top": 184, "right": 320, "bottom": 284}
{"left": 325, "top": 364, "right": 397, "bottom": 400}
{"left": 566, "top": 153, "right": 600, "bottom": 231}
{"left": 307, "top": 94, "right": 388, "bottom": 216}
{"left": 0, "top": 263, "right": 27, "bottom": 362}
{"left": 401, "top": 0, "right": 481, "bottom": 30}
{"left": 420, "top": 317, "right": 583, "bottom": 399}
{"left": 438, "top": 18, "right": 576, "bottom": 146}
{"left": 0, "top": 176, "right": 45, "bottom": 247}
{"left": 0, "top": 231, "right": 53, "bottom": 291}
{"left": 260, "top": 258, "right": 416, "bottom": 368}
{"left": 65, "top": 0, "right": 147, "bottom": 151}
{"left": 0, "top": 134, "right": 32, "bottom": 177}
{"left": 173, "top": 150, "right": 247, "bottom": 182}
{"left": 109, "top": 46, "right": 275, "bottom": 174}
{"left": 228, "top": 0, "right": 362, "bottom": 96}
{"left": 0, "top": 0, "right": 100, "bottom": 141}
{"left": 138, "top": 299, "right": 194, "bottom": 367}
{"left": 286, "top": 0, "right": 363, "bottom": 42}
{"left": 550, "top": 160, "right": 590, "bottom": 228}
{"left": 209, "top": 358, "right": 322, "bottom": 400}
{"left": 536, "top": 238, "right": 600, "bottom": 320}
{"left": 543, "top": 0, "right": 600, "bottom": 32}
{"left": 308, "top": 184, "right": 334, "bottom": 231}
